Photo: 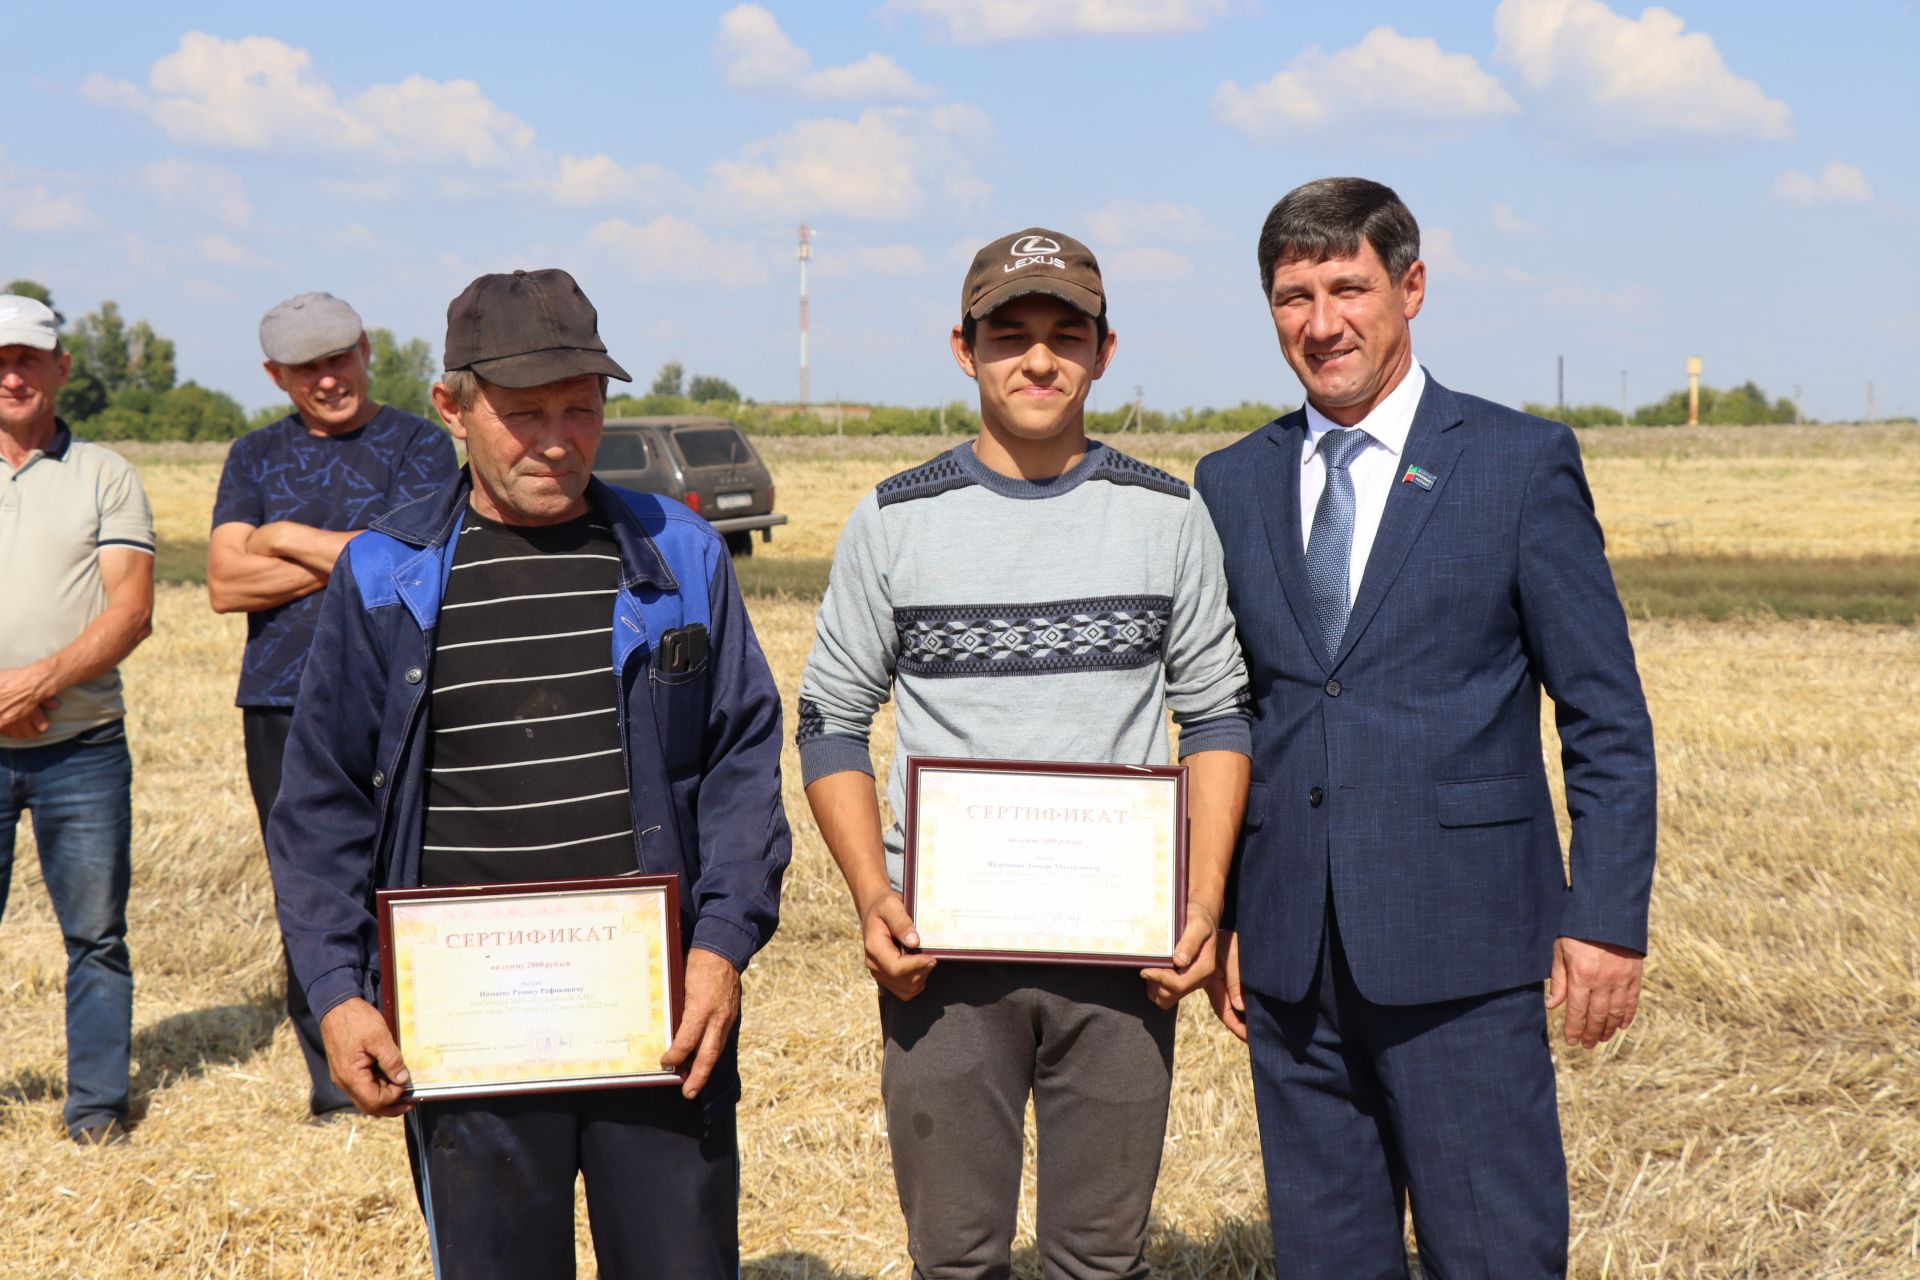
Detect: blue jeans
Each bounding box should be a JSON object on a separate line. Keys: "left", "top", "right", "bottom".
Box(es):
{"left": 0, "top": 719, "right": 134, "bottom": 1136}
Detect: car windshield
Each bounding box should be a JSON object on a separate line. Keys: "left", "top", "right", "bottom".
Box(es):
{"left": 673, "top": 427, "right": 748, "bottom": 469}
{"left": 596, "top": 434, "right": 650, "bottom": 471}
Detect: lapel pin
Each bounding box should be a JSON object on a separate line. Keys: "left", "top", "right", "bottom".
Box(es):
{"left": 1402, "top": 464, "right": 1436, "bottom": 491}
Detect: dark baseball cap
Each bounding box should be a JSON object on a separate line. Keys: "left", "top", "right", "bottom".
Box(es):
{"left": 443, "top": 268, "right": 631, "bottom": 388}
{"left": 961, "top": 228, "right": 1105, "bottom": 323}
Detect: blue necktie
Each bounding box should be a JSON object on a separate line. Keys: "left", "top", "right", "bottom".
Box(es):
{"left": 1306, "top": 428, "right": 1368, "bottom": 661}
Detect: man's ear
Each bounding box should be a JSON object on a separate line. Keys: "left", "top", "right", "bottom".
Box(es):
{"left": 1092, "top": 328, "right": 1117, "bottom": 381}
{"left": 1400, "top": 259, "right": 1427, "bottom": 322}
{"left": 263, "top": 360, "right": 288, "bottom": 394}
{"left": 950, "top": 324, "right": 978, "bottom": 379}
{"left": 431, "top": 382, "right": 468, "bottom": 440}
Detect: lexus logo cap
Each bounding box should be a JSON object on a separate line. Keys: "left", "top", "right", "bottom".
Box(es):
{"left": 961, "top": 227, "right": 1105, "bottom": 324}
{"left": 443, "top": 268, "right": 632, "bottom": 388}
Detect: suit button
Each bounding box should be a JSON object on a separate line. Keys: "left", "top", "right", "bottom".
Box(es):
{"left": 371, "top": 770, "right": 386, "bottom": 788}
{"left": 1325, "top": 679, "right": 1342, "bottom": 697}
{"left": 405, "top": 666, "right": 424, "bottom": 684}
{"left": 1309, "top": 786, "right": 1324, "bottom": 807}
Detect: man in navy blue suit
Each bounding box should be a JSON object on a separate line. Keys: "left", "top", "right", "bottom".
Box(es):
{"left": 1194, "top": 177, "right": 1657, "bottom": 1278}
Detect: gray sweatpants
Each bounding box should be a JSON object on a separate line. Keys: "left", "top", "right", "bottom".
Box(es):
{"left": 880, "top": 962, "right": 1177, "bottom": 1280}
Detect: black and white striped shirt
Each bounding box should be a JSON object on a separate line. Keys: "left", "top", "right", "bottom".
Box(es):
{"left": 419, "top": 509, "right": 636, "bottom": 886}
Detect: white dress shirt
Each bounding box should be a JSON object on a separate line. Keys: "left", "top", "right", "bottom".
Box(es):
{"left": 1300, "top": 358, "right": 1427, "bottom": 607}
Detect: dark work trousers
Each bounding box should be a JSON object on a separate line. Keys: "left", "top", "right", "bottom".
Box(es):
{"left": 1245, "top": 903, "right": 1568, "bottom": 1280}
{"left": 242, "top": 706, "right": 353, "bottom": 1117}
{"left": 880, "top": 962, "right": 1176, "bottom": 1280}
{"left": 405, "top": 1086, "right": 740, "bottom": 1279}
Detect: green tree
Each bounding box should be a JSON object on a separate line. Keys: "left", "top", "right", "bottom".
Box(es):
{"left": 649, "top": 361, "right": 684, "bottom": 398}
{"left": 367, "top": 327, "right": 435, "bottom": 418}
{"left": 1522, "top": 402, "right": 1630, "bottom": 429}
{"left": 68, "top": 301, "right": 131, "bottom": 395}
{"left": 1631, "top": 381, "right": 1797, "bottom": 426}
{"left": 126, "top": 320, "right": 177, "bottom": 394}
{"left": 3, "top": 279, "right": 63, "bottom": 326}
{"left": 687, "top": 374, "right": 740, "bottom": 403}
{"left": 57, "top": 371, "right": 109, "bottom": 422}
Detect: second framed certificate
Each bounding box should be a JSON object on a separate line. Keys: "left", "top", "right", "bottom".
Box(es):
{"left": 903, "top": 756, "right": 1187, "bottom": 966}
{"left": 377, "top": 875, "right": 683, "bottom": 1100}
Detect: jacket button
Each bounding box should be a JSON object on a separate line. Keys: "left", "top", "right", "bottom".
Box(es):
{"left": 405, "top": 666, "right": 424, "bottom": 684}
{"left": 1309, "top": 786, "right": 1325, "bottom": 807}
{"left": 371, "top": 770, "right": 386, "bottom": 788}
{"left": 1325, "top": 679, "right": 1342, "bottom": 697}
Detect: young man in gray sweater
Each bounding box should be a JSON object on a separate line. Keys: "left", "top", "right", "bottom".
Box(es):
{"left": 798, "top": 228, "right": 1252, "bottom": 1278}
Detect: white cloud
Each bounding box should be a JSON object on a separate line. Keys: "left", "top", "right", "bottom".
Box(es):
{"left": 709, "top": 105, "right": 992, "bottom": 221}
{"left": 83, "top": 33, "right": 535, "bottom": 169}
{"left": 1424, "top": 227, "right": 1656, "bottom": 321}
{"left": 1081, "top": 200, "right": 1212, "bottom": 249}
{"left": 884, "top": 0, "right": 1245, "bottom": 42}
{"left": 585, "top": 215, "right": 766, "bottom": 287}
{"left": 545, "top": 154, "right": 682, "bottom": 208}
{"left": 0, "top": 154, "right": 104, "bottom": 234}
{"left": 1214, "top": 27, "right": 1518, "bottom": 142}
{"left": 194, "top": 233, "right": 283, "bottom": 270}
{"left": 133, "top": 159, "right": 253, "bottom": 227}
{"left": 1492, "top": 0, "right": 1792, "bottom": 144}
{"left": 1491, "top": 202, "right": 1543, "bottom": 235}
{"left": 814, "top": 243, "right": 928, "bottom": 278}
{"left": 1771, "top": 162, "right": 1871, "bottom": 208}
{"left": 1105, "top": 247, "right": 1192, "bottom": 283}
{"left": 314, "top": 176, "right": 406, "bottom": 205}
{"left": 716, "top": 5, "right": 934, "bottom": 100}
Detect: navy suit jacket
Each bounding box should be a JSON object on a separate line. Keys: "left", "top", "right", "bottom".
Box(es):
{"left": 1194, "top": 375, "right": 1656, "bottom": 1007}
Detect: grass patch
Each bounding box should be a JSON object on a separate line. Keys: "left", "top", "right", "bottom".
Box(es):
{"left": 153, "top": 539, "right": 1915, "bottom": 624}
{"left": 736, "top": 556, "right": 833, "bottom": 600}
{"left": 1613, "top": 554, "right": 1919, "bottom": 624}
{"left": 155, "top": 537, "right": 208, "bottom": 586}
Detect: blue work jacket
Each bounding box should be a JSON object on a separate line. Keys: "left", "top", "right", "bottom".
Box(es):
{"left": 265, "top": 474, "right": 791, "bottom": 1088}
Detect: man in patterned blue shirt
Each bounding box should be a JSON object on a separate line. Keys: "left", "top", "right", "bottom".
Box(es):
{"left": 207, "top": 292, "right": 456, "bottom": 1120}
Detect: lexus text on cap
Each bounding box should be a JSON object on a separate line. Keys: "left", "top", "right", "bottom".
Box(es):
{"left": 443, "top": 268, "right": 632, "bottom": 389}
{"left": 0, "top": 295, "right": 63, "bottom": 351}
{"left": 961, "top": 227, "right": 1105, "bottom": 323}
{"left": 259, "top": 292, "right": 364, "bottom": 365}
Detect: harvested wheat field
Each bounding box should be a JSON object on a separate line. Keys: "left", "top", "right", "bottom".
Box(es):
{"left": 3, "top": 426, "right": 1916, "bottom": 1278}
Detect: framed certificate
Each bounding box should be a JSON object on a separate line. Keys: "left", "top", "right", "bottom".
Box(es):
{"left": 376, "top": 875, "right": 683, "bottom": 1100}
{"left": 902, "top": 756, "right": 1187, "bottom": 966}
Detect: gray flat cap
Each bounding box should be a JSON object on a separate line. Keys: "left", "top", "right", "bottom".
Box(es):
{"left": 259, "top": 292, "right": 364, "bottom": 365}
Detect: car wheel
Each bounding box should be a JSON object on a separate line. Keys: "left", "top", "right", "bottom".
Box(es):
{"left": 725, "top": 531, "right": 754, "bottom": 558}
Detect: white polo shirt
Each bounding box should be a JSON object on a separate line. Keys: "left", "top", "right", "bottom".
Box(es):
{"left": 0, "top": 423, "right": 154, "bottom": 746}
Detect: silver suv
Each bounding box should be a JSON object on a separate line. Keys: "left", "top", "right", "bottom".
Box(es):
{"left": 592, "top": 416, "right": 787, "bottom": 556}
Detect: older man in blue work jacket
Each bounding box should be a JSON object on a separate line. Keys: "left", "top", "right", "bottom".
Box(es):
{"left": 266, "top": 267, "right": 790, "bottom": 1279}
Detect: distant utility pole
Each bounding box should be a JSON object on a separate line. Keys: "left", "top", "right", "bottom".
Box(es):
{"left": 797, "top": 223, "right": 812, "bottom": 407}
{"left": 1866, "top": 381, "right": 1876, "bottom": 425}
{"left": 1793, "top": 384, "right": 1803, "bottom": 426}
{"left": 1687, "top": 356, "right": 1702, "bottom": 426}
{"left": 1118, "top": 385, "right": 1143, "bottom": 432}
{"left": 1620, "top": 370, "right": 1629, "bottom": 426}
{"left": 1556, "top": 355, "right": 1565, "bottom": 413}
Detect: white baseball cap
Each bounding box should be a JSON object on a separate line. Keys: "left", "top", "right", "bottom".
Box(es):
{"left": 0, "top": 296, "right": 61, "bottom": 351}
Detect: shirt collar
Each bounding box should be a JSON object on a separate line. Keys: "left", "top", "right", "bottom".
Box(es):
{"left": 45, "top": 419, "right": 73, "bottom": 461}
{"left": 1302, "top": 357, "right": 1425, "bottom": 461}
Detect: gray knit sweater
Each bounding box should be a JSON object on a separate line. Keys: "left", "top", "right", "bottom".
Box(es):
{"left": 797, "top": 439, "right": 1252, "bottom": 890}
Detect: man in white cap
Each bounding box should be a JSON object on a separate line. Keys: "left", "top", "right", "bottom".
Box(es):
{"left": 207, "top": 292, "right": 455, "bottom": 1120}
{"left": 0, "top": 293, "right": 156, "bottom": 1145}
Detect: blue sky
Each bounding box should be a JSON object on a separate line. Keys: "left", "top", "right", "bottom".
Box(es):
{"left": 10, "top": 1, "right": 1916, "bottom": 421}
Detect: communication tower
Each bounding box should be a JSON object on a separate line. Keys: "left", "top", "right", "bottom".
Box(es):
{"left": 798, "top": 224, "right": 813, "bottom": 407}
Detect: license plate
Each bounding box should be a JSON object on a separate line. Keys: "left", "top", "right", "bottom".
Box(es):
{"left": 715, "top": 492, "right": 752, "bottom": 511}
